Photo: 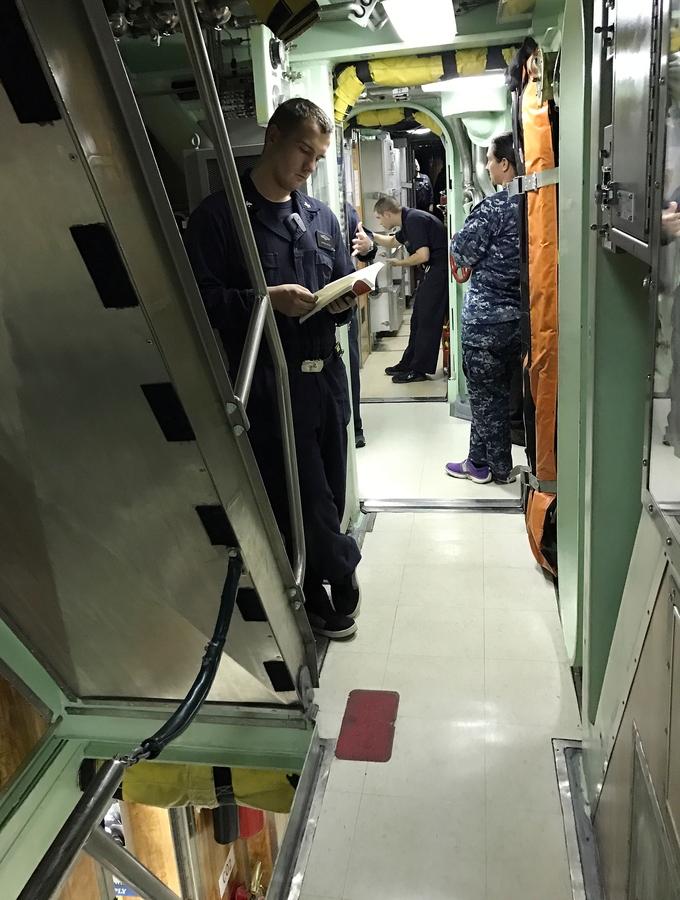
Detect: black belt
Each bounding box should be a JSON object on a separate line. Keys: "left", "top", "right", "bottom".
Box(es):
{"left": 300, "top": 342, "right": 343, "bottom": 373}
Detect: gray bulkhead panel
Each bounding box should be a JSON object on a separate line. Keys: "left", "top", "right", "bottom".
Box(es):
{"left": 0, "top": 0, "right": 315, "bottom": 706}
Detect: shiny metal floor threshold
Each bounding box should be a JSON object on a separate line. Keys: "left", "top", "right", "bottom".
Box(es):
{"left": 268, "top": 730, "right": 333, "bottom": 900}
{"left": 554, "top": 740, "right": 605, "bottom": 900}
{"left": 361, "top": 498, "right": 523, "bottom": 513}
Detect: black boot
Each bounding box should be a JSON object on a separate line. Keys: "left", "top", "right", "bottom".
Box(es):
{"left": 305, "top": 581, "right": 357, "bottom": 640}
{"left": 330, "top": 571, "right": 361, "bottom": 618}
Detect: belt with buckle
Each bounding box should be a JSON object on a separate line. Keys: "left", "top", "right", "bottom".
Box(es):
{"left": 301, "top": 342, "right": 343, "bottom": 373}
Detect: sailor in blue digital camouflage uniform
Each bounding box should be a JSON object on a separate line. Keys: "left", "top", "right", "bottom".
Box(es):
{"left": 186, "top": 98, "right": 366, "bottom": 640}
{"left": 445, "top": 132, "right": 521, "bottom": 485}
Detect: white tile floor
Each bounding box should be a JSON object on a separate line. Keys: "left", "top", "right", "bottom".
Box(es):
{"left": 300, "top": 510, "right": 580, "bottom": 900}
{"left": 360, "top": 350, "right": 448, "bottom": 401}
{"left": 357, "top": 402, "right": 525, "bottom": 500}
{"left": 360, "top": 309, "right": 448, "bottom": 401}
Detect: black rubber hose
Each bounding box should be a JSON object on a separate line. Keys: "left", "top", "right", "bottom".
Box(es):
{"left": 138, "top": 552, "right": 243, "bottom": 760}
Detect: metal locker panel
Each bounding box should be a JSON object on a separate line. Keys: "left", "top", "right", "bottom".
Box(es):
{"left": 628, "top": 731, "right": 680, "bottom": 899}
{"left": 610, "top": 0, "right": 659, "bottom": 256}
{"left": 666, "top": 597, "right": 680, "bottom": 851}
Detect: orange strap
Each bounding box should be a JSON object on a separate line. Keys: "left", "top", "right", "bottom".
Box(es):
{"left": 450, "top": 255, "right": 472, "bottom": 283}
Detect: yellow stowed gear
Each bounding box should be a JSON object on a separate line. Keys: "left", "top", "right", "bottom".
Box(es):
{"left": 454, "top": 48, "right": 488, "bottom": 76}
{"left": 334, "top": 46, "right": 519, "bottom": 123}
{"left": 502, "top": 0, "right": 536, "bottom": 15}
{"left": 671, "top": 28, "right": 680, "bottom": 53}
{"left": 369, "top": 55, "right": 443, "bottom": 88}
{"left": 413, "top": 111, "right": 443, "bottom": 136}
{"left": 231, "top": 768, "right": 296, "bottom": 814}
{"left": 122, "top": 762, "right": 218, "bottom": 808}
{"left": 112, "top": 761, "right": 296, "bottom": 813}
{"left": 334, "top": 65, "right": 365, "bottom": 121}
{"left": 355, "top": 108, "right": 405, "bottom": 127}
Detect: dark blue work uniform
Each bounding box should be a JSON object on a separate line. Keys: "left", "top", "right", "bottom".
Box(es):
{"left": 395, "top": 208, "right": 449, "bottom": 375}
{"left": 344, "top": 203, "right": 376, "bottom": 440}
{"left": 186, "top": 175, "right": 361, "bottom": 589}
{"left": 451, "top": 189, "right": 521, "bottom": 479}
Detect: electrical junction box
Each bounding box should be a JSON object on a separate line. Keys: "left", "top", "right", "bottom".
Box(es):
{"left": 249, "top": 24, "right": 291, "bottom": 125}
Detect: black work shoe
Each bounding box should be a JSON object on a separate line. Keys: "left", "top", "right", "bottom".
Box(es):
{"left": 355, "top": 432, "right": 366, "bottom": 449}
{"left": 385, "top": 363, "right": 407, "bottom": 376}
{"left": 330, "top": 571, "right": 361, "bottom": 618}
{"left": 493, "top": 472, "right": 517, "bottom": 485}
{"left": 307, "top": 610, "right": 357, "bottom": 640}
{"left": 392, "top": 370, "right": 427, "bottom": 384}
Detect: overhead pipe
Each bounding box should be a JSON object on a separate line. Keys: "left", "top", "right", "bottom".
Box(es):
{"left": 334, "top": 44, "right": 518, "bottom": 122}
{"left": 451, "top": 117, "right": 481, "bottom": 206}
{"left": 353, "top": 106, "right": 443, "bottom": 136}
{"left": 475, "top": 144, "right": 496, "bottom": 197}
{"left": 318, "top": 1, "right": 363, "bottom": 20}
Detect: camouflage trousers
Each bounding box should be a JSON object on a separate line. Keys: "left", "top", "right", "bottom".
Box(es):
{"left": 462, "top": 321, "right": 522, "bottom": 479}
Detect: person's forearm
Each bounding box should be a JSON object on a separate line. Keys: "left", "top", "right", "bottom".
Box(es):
{"left": 392, "top": 253, "right": 428, "bottom": 268}
{"left": 373, "top": 232, "right": 397, "bottom": 248}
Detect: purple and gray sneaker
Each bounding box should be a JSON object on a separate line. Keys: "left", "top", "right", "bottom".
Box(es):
{"left": 445, "top": 459, "right": 492, "bottom": 484}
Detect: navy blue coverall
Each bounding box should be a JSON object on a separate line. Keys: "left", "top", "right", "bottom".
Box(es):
{"left": 395, "top": 208, "right": 449, "bottom": 375}
{"left": 186, "top": 175, "right": 362, "bottom": 590}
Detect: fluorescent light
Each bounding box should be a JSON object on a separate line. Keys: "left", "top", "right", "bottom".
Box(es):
{"left": 383, "top": 0, "right": 456, "bottom": 45}
{"left": 411, "top": 127, "right": 431, "bottom": 134}
{"left": 422, "top": 71, "right": 507, "bottom": 93}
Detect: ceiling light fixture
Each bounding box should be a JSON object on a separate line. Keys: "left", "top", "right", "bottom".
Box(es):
{"left": 382, "top": 0, "right": 456, "bottom": 45}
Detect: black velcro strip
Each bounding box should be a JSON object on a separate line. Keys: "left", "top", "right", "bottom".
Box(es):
{"left": 70, "top": 223, "right": 138, "bottom": 309}
{"left": 0, "top": 2, "right": 61, "bottom": 124}
{"left": 195, "top": 505, "right": 237, "bottom": 547}
{"left": 236, "top": 587, "right": 267, "bottom": 622}
{"left": 355, "top": 60, "right": 371, "bottom": 84}
{"left": 141, "top": 383, "right": 196, "bottom": 442}
{"left": 442, "top": 51, "right": 457, "bottom": 79}
{"left": 264, "top": 660, "right": 295, "bottom": 693}
{"left": 487, "top": 46, "right": 508, "bottom": 71}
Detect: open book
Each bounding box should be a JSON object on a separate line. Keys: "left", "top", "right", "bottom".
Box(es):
{"left": 299, "top": 262, "right": 383, "bottom": 324}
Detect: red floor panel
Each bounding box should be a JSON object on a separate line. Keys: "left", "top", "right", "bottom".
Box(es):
{"left": 335, "top": 689, "right": 400, "bottom": 762}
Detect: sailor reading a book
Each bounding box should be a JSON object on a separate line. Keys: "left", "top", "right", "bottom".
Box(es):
{"left": 187, "top": 98, "right": 375, "bottom": 641}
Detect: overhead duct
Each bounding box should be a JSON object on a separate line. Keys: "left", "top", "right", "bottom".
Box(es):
{"left": 474, "top": 144, "right": 495, "bottom": 196}
{"left": 334, "top": 44, "right": 518, "bottom": 121}
{"left": 355, "top": 107, "right": 405, "bottom": 127}
{"left": 370, "top": 55, "right": 444, "bottom": 87}
{"left": 451, "top": 116, "right": 480, "bottom": 205}
{"left": 248, "top": 0, "right": 321, "bottom": 40}
{"left": 353, "top": 106, "right": 443, "bottom": 136}
{"left": 413, "top": 110, "right": 443, "bottom": 136}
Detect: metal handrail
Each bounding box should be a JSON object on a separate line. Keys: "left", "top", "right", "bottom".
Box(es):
{"left": 234, "top": 292, "right": 269, "bottom": 410}
{"left": 175, "top": 0, "right": 306, "bottom": 587}
{"left": 18, "top": 759, "right": 129, "bottom": 900}
{"left": 86, "top": 827, "right": 181, "bottom": 900}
